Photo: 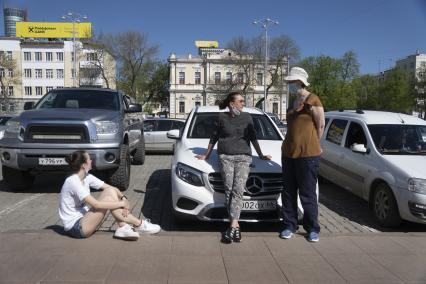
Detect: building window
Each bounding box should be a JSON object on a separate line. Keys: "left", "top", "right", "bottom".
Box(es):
{"left": 24, "top": 52, "right": 31, "bottom": 61}
{"left": 35, "top": 52, "right": 42, "bottom": 61}
{"left": 35, "top": 86, "right": 43, "bottom": 96}
{"left": 257, "top": 73, "right": 263, "bottom": 85}
{"left": 56, "top": 52, "right": 64, "bottom": 61}
{"left": 86, "top": 53, "right": 97, "bottom": 61}
{"left": 179, "top": 101, "right": 185, "bottom": 113}
{"left": 226, "top": 72, "right": 232, "bottom": 83}
{"left": 237, "top": 73, "right": 244, "bottom": 84}
{"left": 57, "top": 69, "right": 64, "bottom": 79}
{"left": 46, "top": 86, "right": 53, "bottom": 92}
{"left": 179, "top": 72, "right": 185, "bottom": 84}
{"left": 0, "top": 86, "right": 5, "bottom": 95}
{"left": 272, "top": 102, "right": 278, "bottom": 114}
{"left": 0, "top": 68, "right": 4, "bottom": 77}
{"left": 71, "top": 52, "right": 75, "bottom": 62}
{"left": 25, "top": 86, "right": 32, "bottom": 96}
{"left": 6, "top": 51, "right": 12, "bottom": 59}
{"left": 195, "top": 101, "right": 201, "bottom": 107}
{"left": 46, "top": 52, "right": 53, "bottom": 62}
{"left": 9, "top": 103, "right": 15, "bottom": 112}
{"left": 215, "top": 72, "right": 221, "bottom": 84}
{"left": 24, "top": 69, "right": 32, "bottom": 78}
{"left": 195, "top": 72, "right": 201, "bottom": 84}
{"left": 46, "top": 69, "right": 53, "bottom": 79}
{"left": 35, "top": 69, "right": 42, "bottom": 79}
{"left": 8, "top": 86, "right": 13, "bottom": 96}
{"left": 8, "top": 69, "right": 13, "bottom": 77}
{"left": 71, "top": 68, "right": 76, "bottom": 78}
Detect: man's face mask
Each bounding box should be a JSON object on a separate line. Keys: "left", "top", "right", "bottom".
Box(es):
{"left": 289, "top": 83, "right": 301, "bottom": 95}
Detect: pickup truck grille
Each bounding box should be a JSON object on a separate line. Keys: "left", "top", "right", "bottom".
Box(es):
{"left": 208, "top": 172, "right": 283, "bottom": 197}
{"left": 24, "top": 124, "right": 89, "bottom": 143}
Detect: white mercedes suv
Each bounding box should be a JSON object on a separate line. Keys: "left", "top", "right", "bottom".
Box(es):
{"left": 320, "top": 110, "right": 426, "bottom": 227}
{"left": 167, "top": 106, "right": 289, "bottom": 222}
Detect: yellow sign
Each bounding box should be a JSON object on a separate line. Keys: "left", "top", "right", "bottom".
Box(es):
{"left": 16, "top": 22, "right": 92, "bottom": 38}
{"left": 195, "top": 40, "right": 219, "bottom": 48}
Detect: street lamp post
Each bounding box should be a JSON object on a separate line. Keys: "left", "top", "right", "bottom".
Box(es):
{"left": 253, "top": 18, "right": 278, "bottom": 113}
{"left": 61, "top": 12, "right": 87, "bottom": 87}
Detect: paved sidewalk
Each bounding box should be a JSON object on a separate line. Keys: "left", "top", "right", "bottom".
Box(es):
{"left": 1, "top": 230, "right": 425, "bottom": 283}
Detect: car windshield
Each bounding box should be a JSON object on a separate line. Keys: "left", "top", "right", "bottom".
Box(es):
{"left": 0, "top": 116, "right": 12, "bottom": 125}
{"left": 35, "top": 90, "right": 119, "bottom": 111}
{"left": 188, "top": 112, "right": 282, "bottom": 140}
{"left": 368, "top": 124, "right": 426, "bottom": 155}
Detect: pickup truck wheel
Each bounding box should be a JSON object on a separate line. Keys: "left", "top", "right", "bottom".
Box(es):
{"left": 107, "top": 144, "right": 130, "bottom": 191}
{"left": 132, "top": 137, "right": 145, "bottom": 165}
{"left": 2, "top": 166, "right": 35, "bottom": 190}
{"left": 373, "top": 183, "right": 401, "bottom": 227}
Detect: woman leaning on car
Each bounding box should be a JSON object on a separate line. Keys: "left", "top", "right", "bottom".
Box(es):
{"left": 196, "top": 91, "right": 271, "bottom": 243}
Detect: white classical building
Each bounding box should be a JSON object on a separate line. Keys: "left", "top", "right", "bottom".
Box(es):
{"left": 168, "top": 46, "right": 289, "bottom": 119}
{"left": 0, "top": 37, "right": 116, "bottom": 113}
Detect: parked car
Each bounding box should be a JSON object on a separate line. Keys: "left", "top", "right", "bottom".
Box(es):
{"left": 320, "top": 110, "right": 426, "bottom": 227}
{"left": 167, "top": 106, "right": 311, "bottom": 222}
{"left": 267, "top": 112, "right": 287, "bottom": 136}
{"left": 143, "top": 118, "right": 185, "bottom": 153}
{"left": 0, "top": 88, "right": 145, "bottom": 191}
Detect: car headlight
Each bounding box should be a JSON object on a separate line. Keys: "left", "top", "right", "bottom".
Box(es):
{"left": 408, "top": 178, "right": 426, "bottom": 195}
{"left": 95, "top": 121, "right": 118, "bottom": 135}
{"left": 5, "top": 120, "right": 21, "bottom": 134}
{"left": 176, "top": 162, "right": 204, "bottom": 186}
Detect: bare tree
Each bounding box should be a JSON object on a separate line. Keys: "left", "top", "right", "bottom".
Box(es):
{"left": 104, "top": 31, "right": 159, "bottom": 99}
{"left": 81, "top": 34, "right": 116, "bottom": 88}
{"left": 0, "top": 52, "right": 20, "bottom": 112}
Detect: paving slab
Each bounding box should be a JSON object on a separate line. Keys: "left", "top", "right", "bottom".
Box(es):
{"left": 222, "top": 255, "right": 288, "bottom": 284}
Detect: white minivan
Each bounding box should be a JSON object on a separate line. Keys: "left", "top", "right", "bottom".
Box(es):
{"left": 320, "top": 110, "right": 426, "bottom": 227}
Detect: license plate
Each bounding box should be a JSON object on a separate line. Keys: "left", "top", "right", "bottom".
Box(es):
{"left": 39, "top": 158, "right": 67, "bottom": 165}
{"left": 242, "top": 200, "right": 277, "bottom": 211}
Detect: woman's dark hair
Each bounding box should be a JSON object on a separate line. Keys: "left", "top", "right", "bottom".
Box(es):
{"left": 65, "top": 150, "right": 88, "bottom": 172}
{"left": 219, "top": 92, "right": 241, "bottom": 110}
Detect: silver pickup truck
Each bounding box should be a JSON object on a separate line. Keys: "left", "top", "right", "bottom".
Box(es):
{"left": 0, "top": 88, "right": 145, "bottom": 191}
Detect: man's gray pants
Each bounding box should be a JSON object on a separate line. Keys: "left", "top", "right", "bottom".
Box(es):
{"left": 218, "top": 154, "right": 252, "bottom": 221}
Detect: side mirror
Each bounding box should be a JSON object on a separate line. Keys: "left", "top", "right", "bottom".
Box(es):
{"left": 167, "top": 129, "right": 180, "bottom": 140}
{"left": 125, "top": 103, "right": 142, "bottom": 113}
{"left": 351, "top": 143, "right": 368, "bottom": 154}
{"left": 24, "top": 102, "right": 35, "bottom": 110}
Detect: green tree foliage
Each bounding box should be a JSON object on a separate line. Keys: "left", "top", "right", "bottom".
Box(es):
{"left": 299, "top": 53, "right": 359, "bottom": 110}
{"left": 378, "top": 68, "right": 414, "bottom": 113}
{"left": 352, "top": 75, "right": 380, "bottom": 110}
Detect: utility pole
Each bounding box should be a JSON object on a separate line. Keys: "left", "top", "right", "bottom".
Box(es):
{"left": 253, "top": 18, "right": 278, "bottom": 113}
{"left": 61, "top": 12, "right": 88, "bottom": 87}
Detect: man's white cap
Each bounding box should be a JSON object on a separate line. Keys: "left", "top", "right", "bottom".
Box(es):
{"left": 284, "top": 67, "right": 310, "bottom": 86}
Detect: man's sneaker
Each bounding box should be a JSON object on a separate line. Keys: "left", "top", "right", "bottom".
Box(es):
{"left": 233, "top": 227, "right": 242, "bottom": 243}
{"left": 114, "top": 224, "right": 139, "bottom": 241}
{"left": 307, "top": 231, "right": 319, "bottom": 242}
{"left": 136, "top": 219, "right": 161, "bottom": 234}
{"left": 221, "top": 227, "right": 235, "bottom": 244}
{"left": 279, "top": 229, "right": 294, "bottom": 239}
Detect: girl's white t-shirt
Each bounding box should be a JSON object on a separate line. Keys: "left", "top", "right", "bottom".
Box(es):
{"left": 59, "top": 173, "right": 104, "bottom": 231}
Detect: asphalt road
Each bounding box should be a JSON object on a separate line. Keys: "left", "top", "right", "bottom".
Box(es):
{"left": 0, "top": 154, "right": 425, "bottom": 234}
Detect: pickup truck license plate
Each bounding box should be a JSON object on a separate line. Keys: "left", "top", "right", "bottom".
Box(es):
{"left": 242, "top": 200, "right": 277, "bottom": 211}
{"left": 39, "top": 158, "right": 67, "bottom": 165}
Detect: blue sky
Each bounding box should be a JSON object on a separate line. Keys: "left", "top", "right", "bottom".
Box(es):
{"left": 2, "top": 0, "right": 425, "bottom": 74}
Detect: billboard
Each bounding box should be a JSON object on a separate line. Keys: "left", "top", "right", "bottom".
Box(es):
{"left": 195, "top": 40, "right": 219, "bottom": 48}
{"left": 16, "top": 22, "right": 92, "bottom": 38}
